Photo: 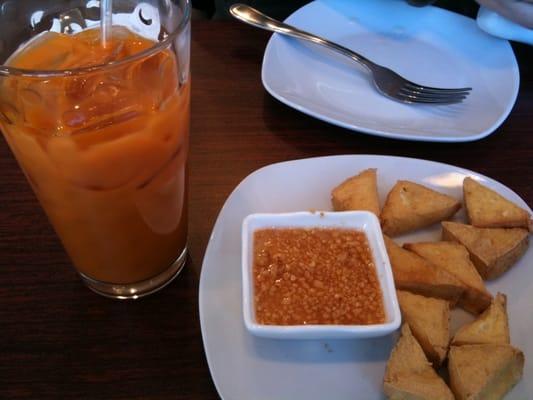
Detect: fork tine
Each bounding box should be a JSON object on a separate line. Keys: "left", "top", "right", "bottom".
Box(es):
{"left": 404, "top": 82, "right": 472, "bottom": 94}
{"left": 396, "top": 93, "right": 465, "bottom": 104}
{"left": 398, "top": 88, "right": 468, "bottom": 100}
{"left": 401, "top": 98, "right": 465, "bottom": 105}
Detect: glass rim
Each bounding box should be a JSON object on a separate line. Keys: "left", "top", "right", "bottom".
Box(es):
{"left": 0, "top": 0, "right": 191, "bottom": 78}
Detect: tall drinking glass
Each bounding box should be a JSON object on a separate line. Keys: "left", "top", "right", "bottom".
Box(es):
{"left": 0, "top": 0, "right": 191, "bottom": 299}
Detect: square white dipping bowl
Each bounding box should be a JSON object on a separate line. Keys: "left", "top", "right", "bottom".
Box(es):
{"left": 242, "top": 211, "right": 401, "bottom": 339}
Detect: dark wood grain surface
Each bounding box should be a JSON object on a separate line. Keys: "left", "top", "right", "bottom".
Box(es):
{"left": 1, "top": 21, "right": 531, "bottom": 399}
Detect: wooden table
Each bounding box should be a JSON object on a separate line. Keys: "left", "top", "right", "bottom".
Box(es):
{"left": 1, "top": 21, "right": 531, "bottom": 399}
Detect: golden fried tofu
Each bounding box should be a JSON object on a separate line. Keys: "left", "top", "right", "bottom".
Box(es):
{"left": 383, "top": 324, "right": 454, "bottom": 400}
{"left": 448, "top": 344, "right": 524, "bottom": 400}
{"left": 381, "top": 181, "right": 461, "bottom": 236}
{"left": 384, "top": 236, "right": 465, "bottom": 305}
{"left": 442, "top": 221, "right": 529, "bottom": 280}
{"left": 331, "top": 168, "right": 380, "bottom": 216}
{"left": 396, "top": 291, "right": 450, "bottom": 367}
{"left": 404, "top": 241, "right": 492, "bottom": 314}
{"left": 464, "top": 177, "right": 531, "bottom": 230}
{"left": 452, "top": 293, "right": 510, "bottom": 346}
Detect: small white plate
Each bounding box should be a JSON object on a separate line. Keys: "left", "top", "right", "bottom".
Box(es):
{"left": 242, "top": 211, "right": 401, "bottom": 339}
{"left": 262, "top": 0, "right": 519, "bottom": 142}
{"left": 199, "top": 155, "right": 532, "bottom": 400}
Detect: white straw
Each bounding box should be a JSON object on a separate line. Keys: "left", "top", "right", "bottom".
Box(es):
{"left": 100, "top": 0, "right": 113, "bottom": 48}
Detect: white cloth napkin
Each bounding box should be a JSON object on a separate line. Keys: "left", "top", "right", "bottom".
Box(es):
{"left": 477, "top": 6, "right": 533, "bottom": 45}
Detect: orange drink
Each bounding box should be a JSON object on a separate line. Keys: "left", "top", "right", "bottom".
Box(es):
{"left": 0, "top": 3, "right": 191, "bottom": 298}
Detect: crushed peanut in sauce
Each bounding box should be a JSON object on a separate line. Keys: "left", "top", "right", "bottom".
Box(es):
{"left": 253, "top": 228, "right": 385, "bottom": 325}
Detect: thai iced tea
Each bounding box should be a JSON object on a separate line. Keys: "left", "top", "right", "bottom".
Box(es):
{"left": 0, "top": 27, "right": 190, "bottom": 288}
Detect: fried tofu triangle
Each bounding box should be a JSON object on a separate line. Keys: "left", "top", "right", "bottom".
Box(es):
{"left": 396, "top": 291, "right": 450, "bottom": 367}
{"left": 383, "top": 324, "right": 454, "bottom": 400}
{"left": 448, "top": 344, "right": 524, "bottom": 400}
{"left": 404, "top": 241, "right": 492, "bottom": 314}
{"left": 463, "top": 177, "right": 531, "bottom": 230}
{"left": 331, "top": 168, "right": 380, "bottom": 216}
{"left": 442, "top": 221, "right": 529, "bottom": 280}
{"left": 381, "top": 181, "right": 461, "bottom": 236}
{"left": 452, "top": 293, "right": 509, "bottom": 346}
{"left": 384, "top": 236, "right": 465, "bottom": 305}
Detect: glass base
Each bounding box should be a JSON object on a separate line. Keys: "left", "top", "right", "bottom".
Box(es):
{"left": 79, "top": 247, "right": 187, "bottom": 299}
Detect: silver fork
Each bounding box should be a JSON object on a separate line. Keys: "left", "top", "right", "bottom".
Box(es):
{"left": 230, "top": 4, "right": 471, "bottom": 105}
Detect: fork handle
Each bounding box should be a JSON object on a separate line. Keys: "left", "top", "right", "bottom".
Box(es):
{"left": 230, "top": 4, "right": 373, "bottom": 71}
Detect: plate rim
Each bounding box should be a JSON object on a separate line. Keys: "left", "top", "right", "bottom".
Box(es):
{"left": 261, "top": 0, "right": 520, "bottom": 143}
{"left": 199, "top": 154, "right": 532, "bottom": 400}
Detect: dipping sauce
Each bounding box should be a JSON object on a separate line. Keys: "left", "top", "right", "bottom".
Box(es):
{"left": 253, "top": 228, "right": 385, "bottom": 325}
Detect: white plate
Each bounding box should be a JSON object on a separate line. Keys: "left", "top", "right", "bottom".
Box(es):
{"left": 199, "top": 155, "right": 532, "bottom": 400}
{"left": 261, "top": 0, "right": 519, "bottom": 142}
